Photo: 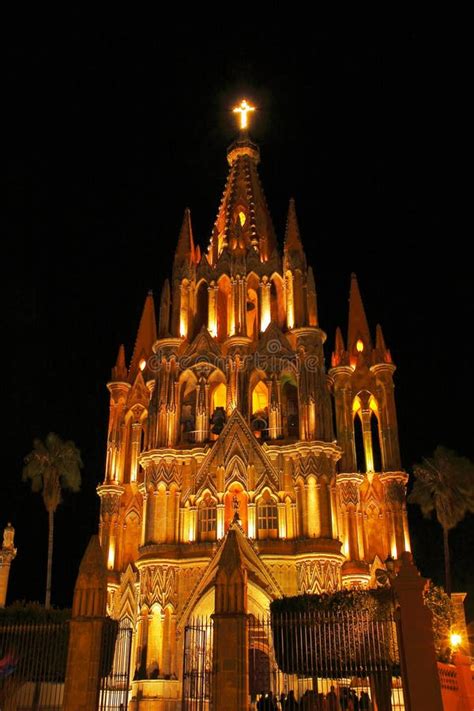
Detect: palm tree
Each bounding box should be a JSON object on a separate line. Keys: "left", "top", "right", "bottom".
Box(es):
{"left": 22, "top": 433, "right": 83, "bottom": 608}
{"left": 408, "top": 446, "right": 474, "bottom": 595}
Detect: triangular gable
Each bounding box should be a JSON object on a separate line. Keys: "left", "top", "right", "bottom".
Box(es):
{"left": 255, "top": 322, "right": 295, "bottom": 359}
{"left": 194, "top": 409, "right": 279, "bottom": 496}
{"left": 127, "top": 371, "right": 150, "bottom": 412}
{"left": 177, "top": 520, "right": 282, "bottom": 628}
{"left": 182, "top": 326, "right": 221, "bottom": 362}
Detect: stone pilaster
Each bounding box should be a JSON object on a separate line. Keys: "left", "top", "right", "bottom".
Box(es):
{"left": 392, "top": 552, "right": 443, "bottom": 711}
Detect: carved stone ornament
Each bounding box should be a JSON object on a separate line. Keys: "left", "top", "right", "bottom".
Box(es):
{"left": 386, "top": 479, "right": 406, "bottom": 505}
{"left": 140, "top": 564, "right": 179, "bottom": 610}
{"left": 339, "top": 481, "right": 359, "bottom": 507}
{"left": 297, "top": 558, "right": 341, "bottom": 595}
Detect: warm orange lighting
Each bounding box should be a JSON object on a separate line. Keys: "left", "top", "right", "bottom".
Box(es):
{"left": 450, "top": 632, "right": 462, "bottom": 648}
{"left": 239, "top": 211, "right": 246, "bottom": 227}
{"left": 107, "top": 539, "right": 115, "bottom": 570}
{"left": 139, "top": 358, "right": 146, "bottom": 371}
{"left": 369, "top": 395, "right": 378, "bottom": 413}
{"left": 252, "top": 381, "right": 268, "bottom": 413}
{"left": 233, "top": 99, "right": 255, "bottom": 130}
{"left": 212, "top": 383, "right": 226, "bottom": 410}
{"left": 356, "top": 339, "right": 364, "bottom": 353}
{"left": 260, "top": 281, "right": 271, "bottom": 332}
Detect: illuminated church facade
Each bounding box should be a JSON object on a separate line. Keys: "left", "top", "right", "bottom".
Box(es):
{"left": 97, "top": 106, "right": 411, "bottom": 704}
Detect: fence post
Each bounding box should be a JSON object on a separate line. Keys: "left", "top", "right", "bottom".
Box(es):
{"left": 392, "top": 551, "right": 443, "bottom": 711}
{"left": 453, "top": 652, "right": 474, "bottom": 710}
{"left": 211, "top": 526, "right": 249, "bottom": 711}
{"left": 63, "top": 535, "right": 108, "bottom": 711}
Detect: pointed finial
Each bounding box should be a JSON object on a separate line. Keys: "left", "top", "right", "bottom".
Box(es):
{"left": 111, "top": 344, "right": 127, "bottom": 381}
{"left": 375, "top": 324, "right": 392, "bottom": 364}
{"left": 174, "top": 208, "right": 195, "bottom": 264}
{"left": 232, "top": 99, "right": 256, "bottom": 130}
{"left": 348, "top": 273, "right": 372, "bottom": 355}
{"left": 128, "top": 293, "right": 157, "bottom": 381}
{"left": 158, "top": 279, "right": 171, "bottom": 338}
{"left": 331, "top": 327, "right": 347, "bottom": 367}
{"left": 284, "top": 198, "right": 304, "bottom": 251}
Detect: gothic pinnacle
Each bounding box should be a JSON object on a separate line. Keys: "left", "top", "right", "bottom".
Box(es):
{"left": 174, "top": 208, "right": 195, "bottom": 265}
{"left": 284, "top": 198, "right": 306, "bottom": 271}
{"left": 284, "top": 198, "right": 304, "bottom": 252}
{"left": 348, "top": 273, "right": 372, "bottom": 355}
{"left": 158, "top": 279, "right": 171, "bottom": 338}
{"left": 111, "top": 343, "right": 127, "bottom": 381}
{"left": 128, "top": 291, "right": 157, "bottom": 381}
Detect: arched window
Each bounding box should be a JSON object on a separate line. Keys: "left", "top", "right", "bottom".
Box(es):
{"left": 180, "top": 371, "right": 198, "bottom": 443}
{"left": 252, "top": 380, "right": 268, "bottom": 413}
{"left": 217, "top": 276, "right": 231, "bottom": 340}
{"left": 282, "top": 374, "right": 299, "bottom": 438}
{"left": 194, "top": 281, "right": 209, "bottom": 337}
{"left": 293, "top": 270, "right": 305, "bottom": 327}
{"left": 257, "top": 491, "right": 278, "bottom": 539}
{"left": 210, "top": 382, "right": 226, "bottom": 437}
{"left": 251, "top": 380, "right": 268, "bottom": 439}
{"left": 353, "top": 410, "right": 364, "bottom": 472}
{"left": 198, "top": 494, "right": 217, "bottom": 541}
{"left": 270, "top": 275, "right": 285, "bottom": 328}
{"left": 370, "top": 412, "right": 382, "bottom": 472}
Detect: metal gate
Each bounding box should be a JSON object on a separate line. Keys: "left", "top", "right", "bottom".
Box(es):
{"left": 99, "top": 619, "right": 133, "bottom": 711}
{"left": 182, "top": 612, "right": 406, "bottom": 710}
{"left": 182, "top": 617, "right": 213, "bottom": 711}
{"left": 250, "top": 612, "right": 405, "bottom": 710}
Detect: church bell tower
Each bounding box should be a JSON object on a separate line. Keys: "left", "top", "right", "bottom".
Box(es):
{"left": 96, "top": 101, "right": 410, "bottom": 702}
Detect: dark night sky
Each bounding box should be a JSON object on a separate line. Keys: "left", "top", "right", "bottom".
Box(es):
{"left": 3, "top": 20, "right": 473, "bottom": 617}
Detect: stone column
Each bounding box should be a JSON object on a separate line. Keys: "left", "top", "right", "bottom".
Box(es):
{"left": 179, "top": 280, "right": 190, "bottom": 338}
{"left": 105, "top": 382, "right": 129, "bottom": 482}
{"left": 392, "top": 552, "right": 443, "bottom": 711}
{"left": 329, "top": 366, "right": 357, "bottom": 472}
{"left": 208, "top": 281, "right": 218, "bottom": 337}
{"left": 360, "top": 406, "right": 374, "bottom": 472}
{"left": 285, "top": 271, "right": 295, "bottom": 329}
{"left": 229, "top": 278, "right": 237, "bottom": 336}
{"left": 0, "top": 523, "right": 17, "bottom": 607}
{"left": 63, "top": 536, "right": 108, "bottom": 711}
{"left": 212, "top": 527, "right": 249, "bottom": 711}
{"left": 337, "top": 475, "right": 363, "bottom": 559}
{"left": 96, "top": 485, "right": 123, "bottom": 570}
{"left": 319, "top": 478, "right": 332, "bottom": 538}
{"left": 129, "top": 420, "right": 142, "bottom": 483}
{"left": 381, "top": 473, "right": 409, "bottom": 558}
{"left": 371, "top": 363, "right": 401, "bottom": 471}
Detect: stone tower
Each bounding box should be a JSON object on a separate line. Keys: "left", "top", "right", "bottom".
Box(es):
{"left": 97, "top": 112, "right": 410, "bottom": 707}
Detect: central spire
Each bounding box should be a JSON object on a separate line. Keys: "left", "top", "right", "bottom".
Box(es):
{"left": 207, "top": 99, "right": 276, "bottom": 264}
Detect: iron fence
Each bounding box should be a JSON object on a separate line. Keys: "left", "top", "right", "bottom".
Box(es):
{"left": 182, "top": 617, "right": 213, "bottom": 711}
{"left": 0, "top": 620, "right": 69, "bottom": 710}
{"left": 99, "top": 620, "right": 133, "bottom": 711}
{"left": 182, "top": 611, "right": 405, "bottom": 710}
{"left": 250, "top": 612, "right": 404, "bottom": 710}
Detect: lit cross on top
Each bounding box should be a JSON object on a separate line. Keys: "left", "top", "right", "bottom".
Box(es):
{"left": 233, "top": 99, "right": 255, "bottom": 130}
